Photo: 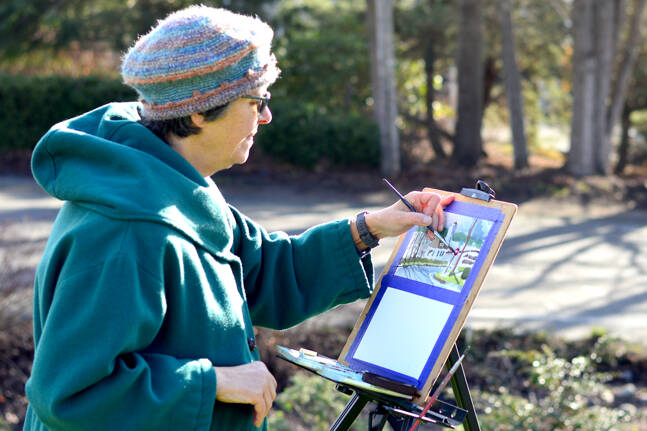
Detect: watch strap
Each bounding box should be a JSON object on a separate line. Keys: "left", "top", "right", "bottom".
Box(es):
{"left": 356, "top": 211, "right": 379, "bottom": 249}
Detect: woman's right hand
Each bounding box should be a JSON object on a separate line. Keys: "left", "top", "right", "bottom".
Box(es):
{"left": 213, "top": 361, "right": 277, "bottom": 428}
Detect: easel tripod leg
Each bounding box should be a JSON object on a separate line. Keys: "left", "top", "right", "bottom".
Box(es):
{"left": 448, "top": 345, "right": 481, "bottom": 431}
{"left": 386, "top": 415, "right": 416, "bottom": 431}
{"left": 329, "top": 392, "right": 371, "bottom": 431}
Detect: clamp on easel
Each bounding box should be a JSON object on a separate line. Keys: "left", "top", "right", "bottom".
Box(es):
{"left": 460, "top": 180, "right": 496, "bottom": 202}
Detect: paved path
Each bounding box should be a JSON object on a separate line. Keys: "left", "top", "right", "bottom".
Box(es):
{"left": 1, "top": 174, "right": 646, "bottom": 342}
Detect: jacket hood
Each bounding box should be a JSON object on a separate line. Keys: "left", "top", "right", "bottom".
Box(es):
{"left": 32, "top": 102, "right": 236, "bottom": 258}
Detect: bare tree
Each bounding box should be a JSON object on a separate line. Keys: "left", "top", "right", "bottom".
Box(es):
{"left": 499, "top": 0, "right": 528, "bottom": 170}
{"left": 453, "top": 0, "right": 484, "bottom": 167}
{"left": 367, "top": 0, "right": 401, "bottom": 177}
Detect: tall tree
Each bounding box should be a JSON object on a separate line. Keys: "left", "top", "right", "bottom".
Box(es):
{"left": 593, "top": 0, "right": 620, "bottom": 174}
{"left": 393, "top": 0, "right": 456, "bottom": 159}
{"left": 499, "top": 0, "right": 528, "bottom": 170}
{"left": 569, "top": 0, "right": 597, "bottom": 176}
{"left": 394, "top": 0, "right": 569, "bottom": 164}
{"left": 367, "top": 0, "right": 400, "bottom": 176}
{"left": 569, "top": 0, "right": 647, "bottom": 176}
{"left": 614, "top": 103, "right": 634, "bottom": 174}
{"left": 606, "top": 0, "right": 647, "bottom": 170}
{"left": 423, "top": 24, "right": 448, "bottom": 159}
{"left": 615, "top": 38, "right": 647, "bottom": 173}
{"left": 453, "top": 0, "right": 484, "bottom": 167}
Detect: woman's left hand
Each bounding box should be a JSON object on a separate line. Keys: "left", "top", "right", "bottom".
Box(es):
{"left": 364, "top": 191, "right": 454, "bottom": 240}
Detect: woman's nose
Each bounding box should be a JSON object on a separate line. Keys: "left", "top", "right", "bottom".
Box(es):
{"left": 258, "top": 106, "right": 272, "bottom": 124}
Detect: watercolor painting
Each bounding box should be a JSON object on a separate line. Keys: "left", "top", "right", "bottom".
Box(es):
{"left": 394, "top": 212, "right": 494, "bottom": 292}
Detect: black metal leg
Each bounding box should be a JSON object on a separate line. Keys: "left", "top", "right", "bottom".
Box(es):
{"left": 386, "top": 414, "right": 417, "bottom": 430}
{"left": 447, "top": 345, "right": 481, "bottom": 431}
{"left": 329, "top": 392, "right": 371, "bottom": 431}
{"left": 369, "top": 405, "right": 389, "bottom": 431}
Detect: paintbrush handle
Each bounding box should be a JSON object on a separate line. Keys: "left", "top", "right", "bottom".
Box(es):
{"left": 383, "top": 178, "right": 416, "bottom": 211}
{"left": 382, "top": 179, "right": 457, "bottom": 254}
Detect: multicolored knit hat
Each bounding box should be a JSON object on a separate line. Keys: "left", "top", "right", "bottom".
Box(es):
{"left": 121, "top": 6, "right": 280, "bottom": 120}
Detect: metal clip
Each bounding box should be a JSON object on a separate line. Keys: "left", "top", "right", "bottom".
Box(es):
{"left": 460, "top": 180, "right": 496, "bottom": 202}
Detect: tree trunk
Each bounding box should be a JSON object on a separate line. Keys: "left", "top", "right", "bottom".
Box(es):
{"left": 453, "top": 0, "right": 484, "bottom": 167}
{"left": 424, "top": 41, "right": 447, "bottom": 158}
{"left": 568, "top": 0, "right": 597, "bottom": 176}
{"left": 367, "top": 0, "right": 400, "bottom": 177}
{"left": 482, "top": 57, "right": 498, "bottom": 111}
{"left": 593, "top": 0, "right": 619, "bottom": 174}
{"left": 606, "top": 0, "right": 647, "bottom": 167}
{"left": 612, "top": 0, "right": 628, "bottom": 54}
{"left": 614, "top": 103, "right": 632, "bottom": 174}
{"left": 499, "top": 0, "right": 528, "bottom": 170}
{"left": 569, "top": 0, "right": 646, "bottom": 176}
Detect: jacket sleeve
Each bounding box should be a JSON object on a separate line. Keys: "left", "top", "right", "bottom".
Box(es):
{"left": 229, "top": 206, "right": 374, "bottom": 330}
{"left": 26, "top": 253, "right": 217, "bottom": 431}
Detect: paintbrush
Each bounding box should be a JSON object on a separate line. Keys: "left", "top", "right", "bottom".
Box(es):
{"left": 383, "top": 178, "right": 458, "bottom": 255}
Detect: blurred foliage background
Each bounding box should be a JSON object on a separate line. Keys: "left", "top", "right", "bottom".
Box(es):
{"left": 1, "top": 0, "right": 646, "bottom": 174}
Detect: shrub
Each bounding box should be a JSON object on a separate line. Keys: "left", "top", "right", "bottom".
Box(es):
{"left": 0, "top": 74, "right": 380, "bottom": 170}
{"left": 0, "top": 74, "right": 136, "bottom": 151}
{"left": 475, "top": 345, "right": 632, "bottom": 431}
{"left": 268, "top": 373, "right": 368, "bottom": 431}
{"left": 255, "top": 101, "right": 380, "bottom": 170}
{"left": 268, "top": 331, "right": 643, "bottom": 430}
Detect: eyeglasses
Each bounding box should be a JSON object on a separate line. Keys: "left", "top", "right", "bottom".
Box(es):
{"left": 242, "top": 94, "right": 270, "bottom": 114}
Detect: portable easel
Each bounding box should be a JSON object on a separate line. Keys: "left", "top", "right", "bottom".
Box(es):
{"left": 328, "top": 344, "right": 479, "bottom": 431}
{"left": 278, "top": 181, "right": 515, "bottom": 431}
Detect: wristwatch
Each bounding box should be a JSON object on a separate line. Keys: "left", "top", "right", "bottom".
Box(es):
{"left": 356, "top": 211, "right": 380, "bottom": 249}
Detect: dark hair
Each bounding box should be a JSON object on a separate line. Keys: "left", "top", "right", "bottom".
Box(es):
{"left": 139, "top": 103, "right": 230, "bottom": 144}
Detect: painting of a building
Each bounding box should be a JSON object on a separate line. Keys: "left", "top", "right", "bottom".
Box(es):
{"left": 394, "top": 213, "right": 494, "bottom": 292}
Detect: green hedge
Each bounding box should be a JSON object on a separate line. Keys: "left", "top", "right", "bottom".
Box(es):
{"left": 255, "top": 101, "right": 380, "bottom": 169}
{"left": 0, "top": 74, "right": 137, "bottom": 151}
{"left": 0, "top": 74, "right": 380, "bottom": 169}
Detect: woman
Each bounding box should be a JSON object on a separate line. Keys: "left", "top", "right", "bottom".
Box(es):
{"left": 24, "top": 6, "right": 451, "bottom": 431}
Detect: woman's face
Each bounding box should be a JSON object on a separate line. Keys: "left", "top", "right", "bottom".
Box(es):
{"left": 182, "top": 85, "right": 272, "bottom": 176}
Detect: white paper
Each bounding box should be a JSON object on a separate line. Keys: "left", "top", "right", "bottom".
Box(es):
{"left": 353, "top": 288, "right": 453, "bottom": 378}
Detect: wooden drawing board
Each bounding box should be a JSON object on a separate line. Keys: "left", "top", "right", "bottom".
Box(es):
{"left": 338, "top": 187, "right": 517, "bottom": 405}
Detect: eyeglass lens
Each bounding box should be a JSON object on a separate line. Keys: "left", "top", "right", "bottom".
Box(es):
{"left": 258, "top": 99, "right": 268, "bottom": 113}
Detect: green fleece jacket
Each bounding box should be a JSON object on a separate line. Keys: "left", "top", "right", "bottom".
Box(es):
{"left": 24, "top": 102, "right": 373, "bottom": 431}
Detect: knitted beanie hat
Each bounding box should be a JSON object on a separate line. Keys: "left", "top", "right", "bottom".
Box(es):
{"left": 121, "top": 5, "right": 280, "bottom": 120}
